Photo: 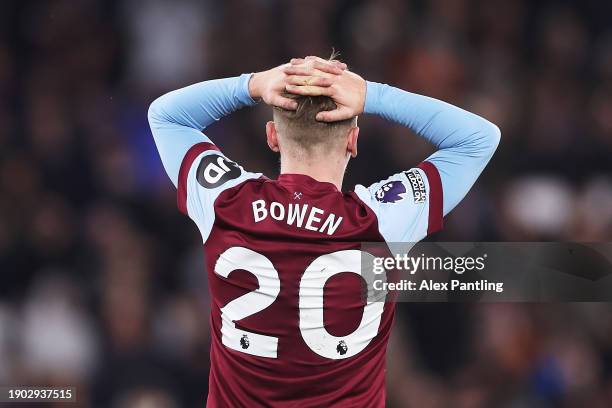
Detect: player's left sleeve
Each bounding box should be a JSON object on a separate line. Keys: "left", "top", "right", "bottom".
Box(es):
{"left": 361, "top": 81, "right": 501, "bottom": 240}
{"left": 354, "top": 162, "right": 442, "bottom": 242}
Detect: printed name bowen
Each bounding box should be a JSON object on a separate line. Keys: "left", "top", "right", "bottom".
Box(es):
{"left": 252, "top": 200, "right": 343, "bottom": 236}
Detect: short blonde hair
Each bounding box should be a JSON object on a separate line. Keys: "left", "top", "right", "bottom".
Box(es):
{"left": 273, "top": 93, "right": 357, "bottom": 155}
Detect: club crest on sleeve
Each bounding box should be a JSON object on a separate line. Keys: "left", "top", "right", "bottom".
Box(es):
{"left": 374, "top": 181, "right": 407, "bottom": 203}
{"left": 196, "top": 153, "right": 241, "bottom": 188}
{"left": 405, "top": 169, "right": 427, "bottom": 204}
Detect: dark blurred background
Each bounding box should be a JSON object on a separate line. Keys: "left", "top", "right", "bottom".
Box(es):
{"left": 1, "top": 0, "right": 612, "bottom": 407}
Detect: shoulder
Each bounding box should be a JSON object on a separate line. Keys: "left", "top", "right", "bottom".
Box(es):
{"left": 352, "top": 165, "right": 442, "bottom": 242}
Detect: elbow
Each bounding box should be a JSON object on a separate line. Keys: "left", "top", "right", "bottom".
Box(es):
{"left": 475, "top": 119, "right": 501, "bottom": 157}
{"left": 148, "top": 89, "right": 178, "bottom": 127}
{"left": 487, "top": 121, "right": 501, "bottom": 151}
{"left": 147, "top": 95, "right": 166, "bottom": 126}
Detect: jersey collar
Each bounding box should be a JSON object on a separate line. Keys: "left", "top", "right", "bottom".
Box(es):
{"left": 277, "top": 173, "right": 340, "bottom": 193}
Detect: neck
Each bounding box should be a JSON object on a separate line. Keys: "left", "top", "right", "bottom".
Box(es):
{"left": 280, "top": 155, "right": 347, "bottom": 190}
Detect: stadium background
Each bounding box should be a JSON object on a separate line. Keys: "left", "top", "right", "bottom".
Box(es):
{"left": 1, "top": 0, "right": 612, "bottom": 406}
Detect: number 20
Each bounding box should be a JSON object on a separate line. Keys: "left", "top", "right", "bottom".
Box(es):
{"left": 214, "top": 247, "right": 384, "bottom": 360}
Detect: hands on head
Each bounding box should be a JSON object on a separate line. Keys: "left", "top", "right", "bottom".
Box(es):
{"left": 248, "top": 56, "right": 366, "bottom": 122}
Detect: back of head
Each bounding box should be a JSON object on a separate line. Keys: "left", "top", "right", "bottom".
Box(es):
{"left": 272, "top": 94, "right": 357, "bottom": 158}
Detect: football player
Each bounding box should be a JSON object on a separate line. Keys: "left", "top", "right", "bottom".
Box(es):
{"left": 148, "top": 56, "right": 500, "bottom": 407}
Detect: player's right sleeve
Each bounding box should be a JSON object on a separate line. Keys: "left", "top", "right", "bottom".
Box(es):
{"left": 359, "top": 81, "right": 501, "bottom": 241}
{"left": 177, "top": 144, "right": 260, "bottom": 242}
{"left": 147, "top": 74, "right": 257, "bottom": 188}
{"left": 148, "top": 74, "right": 260, "bottom": 242}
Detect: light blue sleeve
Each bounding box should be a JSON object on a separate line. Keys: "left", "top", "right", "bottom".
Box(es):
{"left": 364, "top": 81, "right": 501, "bottom": 216}
{"left": 147, "top": 73, "right": 258, "bottom": 187}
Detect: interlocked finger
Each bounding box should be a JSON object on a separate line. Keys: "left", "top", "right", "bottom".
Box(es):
{"left": 285, "top": 75, "right": 333, "bottom": 87}
{"left": 283, "top": 65, "right": 339, "bottom": 78}
{"left": 304, "top": 56, "right": 347, "bottom": 71}
{"left": 310, "top": 59, "right": 343, "bottom": 74}
{"left": 285, "top": 84, "right": 334, "bottom": 97}
{"left": 285, "top": 60, "right": 342, "bottom": 76}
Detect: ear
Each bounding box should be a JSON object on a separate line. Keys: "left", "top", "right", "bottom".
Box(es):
{"left": 347, "top": 126, "right": 359, "bottom": 158}
{"left": 266, "top": 121, "right": 280, "bottom": 153}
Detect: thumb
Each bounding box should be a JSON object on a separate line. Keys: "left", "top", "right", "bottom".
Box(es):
{"left": 316, "top": 106, "right": 353, "bottom": 122}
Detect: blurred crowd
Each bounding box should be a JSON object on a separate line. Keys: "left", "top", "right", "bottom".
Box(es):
{"left": 1, "top": 0, "right": 612, "bottom": 407}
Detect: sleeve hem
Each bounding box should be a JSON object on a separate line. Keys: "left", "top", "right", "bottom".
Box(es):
{"left": 364, "top": 81, "right": 383, "bottom": 114}
{"left": 238, "top": 73, "right": 259, "bottom": 107}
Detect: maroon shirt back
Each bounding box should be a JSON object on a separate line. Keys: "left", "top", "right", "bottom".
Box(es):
{"left": 178, "top": 143, "right": 442, "bottom": 407}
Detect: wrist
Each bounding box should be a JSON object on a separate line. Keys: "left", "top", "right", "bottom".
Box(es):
{"left": 248, "top": 71, "right": 265, "bottom": 99}
{"left": 357, "top": 78, "right": 367, "bottom": 115}
{"left": 238, "top": 73, "right": 259, "bottom": 106}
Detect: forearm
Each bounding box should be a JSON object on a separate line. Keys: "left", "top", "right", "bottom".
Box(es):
{"left": 364, "top": 81, "right": 501, "bottom": 215}
{"left": 148, "top": 74, "right": 256, "bottom": 131}
{"left": 147, "top": 74, "right": 256, "bottom": 187}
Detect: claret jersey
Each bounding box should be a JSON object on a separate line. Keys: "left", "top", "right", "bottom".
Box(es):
{"left": 148, "top": 73, "right": 500, "bottom": 407}
{"left": 178, "top": 142, "right": 442, "bottom": 407}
